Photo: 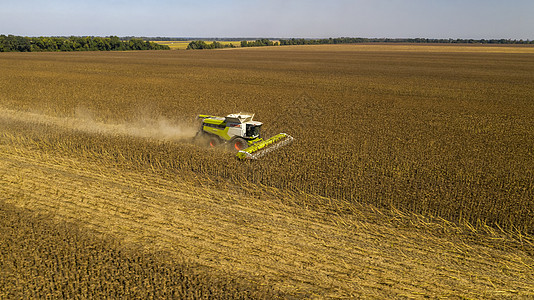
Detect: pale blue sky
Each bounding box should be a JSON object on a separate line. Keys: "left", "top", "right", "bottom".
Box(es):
{"left": 1, "top": 0, "right": 533, "bottom": 39}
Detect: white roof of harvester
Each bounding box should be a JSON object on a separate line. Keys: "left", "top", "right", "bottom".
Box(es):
{"left": 225, "top": 113, "right": 256, "bottom": 124}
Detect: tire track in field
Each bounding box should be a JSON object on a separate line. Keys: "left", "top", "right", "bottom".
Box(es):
{"left": 1, "top": 143, "right": 533, "bottom": 298}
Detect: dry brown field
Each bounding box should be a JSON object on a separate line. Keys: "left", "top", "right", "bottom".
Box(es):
{"left": 1, "top": 44, "right": 534, "bottom": 298}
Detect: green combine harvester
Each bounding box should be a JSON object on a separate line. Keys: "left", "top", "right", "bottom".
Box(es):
{"left": 196, "top": 113, "right": 294, "bottom": 159}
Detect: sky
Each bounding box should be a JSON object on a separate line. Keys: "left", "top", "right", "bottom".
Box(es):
{"left": 1, "top": 0, "right": 533, "bottom": 39}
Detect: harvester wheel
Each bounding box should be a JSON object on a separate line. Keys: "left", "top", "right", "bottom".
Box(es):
{"left": 233, "top": 138, "right": 248, "bottom": 151}
{"left": 208, "top": 137, "right": 220, "bottom": 147}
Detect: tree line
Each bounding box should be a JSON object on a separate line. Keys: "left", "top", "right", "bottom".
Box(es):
{"left": 186, "top": 40, "right": 236, "bottom": 50}
{"left": 187, "top": 37, "right": 534, "bottom": 50}
{"left": 279, "top": 37, "right": 534, "bottom": 45}
{"left": 5, "top": 35, "right": 529, "bottom": 52}
{"left": 240, "top": 39, "right": 278, "bottom": 47}
{"left": 0, "top": 35, "right": 170, "bottom": 52}
{"left": 186, "top": 39, "right": 278, "bottom": 50}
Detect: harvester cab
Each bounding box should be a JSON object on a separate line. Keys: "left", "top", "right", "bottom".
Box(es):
{"left": 196, "top": 113, "right": 293, "bottom": 159}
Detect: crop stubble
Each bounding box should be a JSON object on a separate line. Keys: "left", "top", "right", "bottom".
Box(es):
{"left": 1, "top": 126, "right": 533, "bottom": 298}
{"left": 1, "top": 44, "right": 533, "bottom": 297}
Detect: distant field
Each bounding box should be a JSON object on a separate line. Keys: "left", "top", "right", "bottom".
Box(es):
{"left": 154, "top": 40, "right": 240, "bottom": 49}
{"left": 1, "top": 44, "right": 533, "bottom": 298}
{"left": 257, "top": 43, "right": 534, "bottom": 53}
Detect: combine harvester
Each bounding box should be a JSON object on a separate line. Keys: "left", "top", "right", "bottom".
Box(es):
{"left": 196, "top": 113, "right": 293, "bottom": 159}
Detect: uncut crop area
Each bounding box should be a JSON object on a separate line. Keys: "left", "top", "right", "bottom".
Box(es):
{"left": 1, "top": 44, "right": 534, "bottom": 298}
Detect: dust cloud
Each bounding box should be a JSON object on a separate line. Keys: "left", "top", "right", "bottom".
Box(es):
{"left": 0, "top": 106, "right": 198, "bottom": 142}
